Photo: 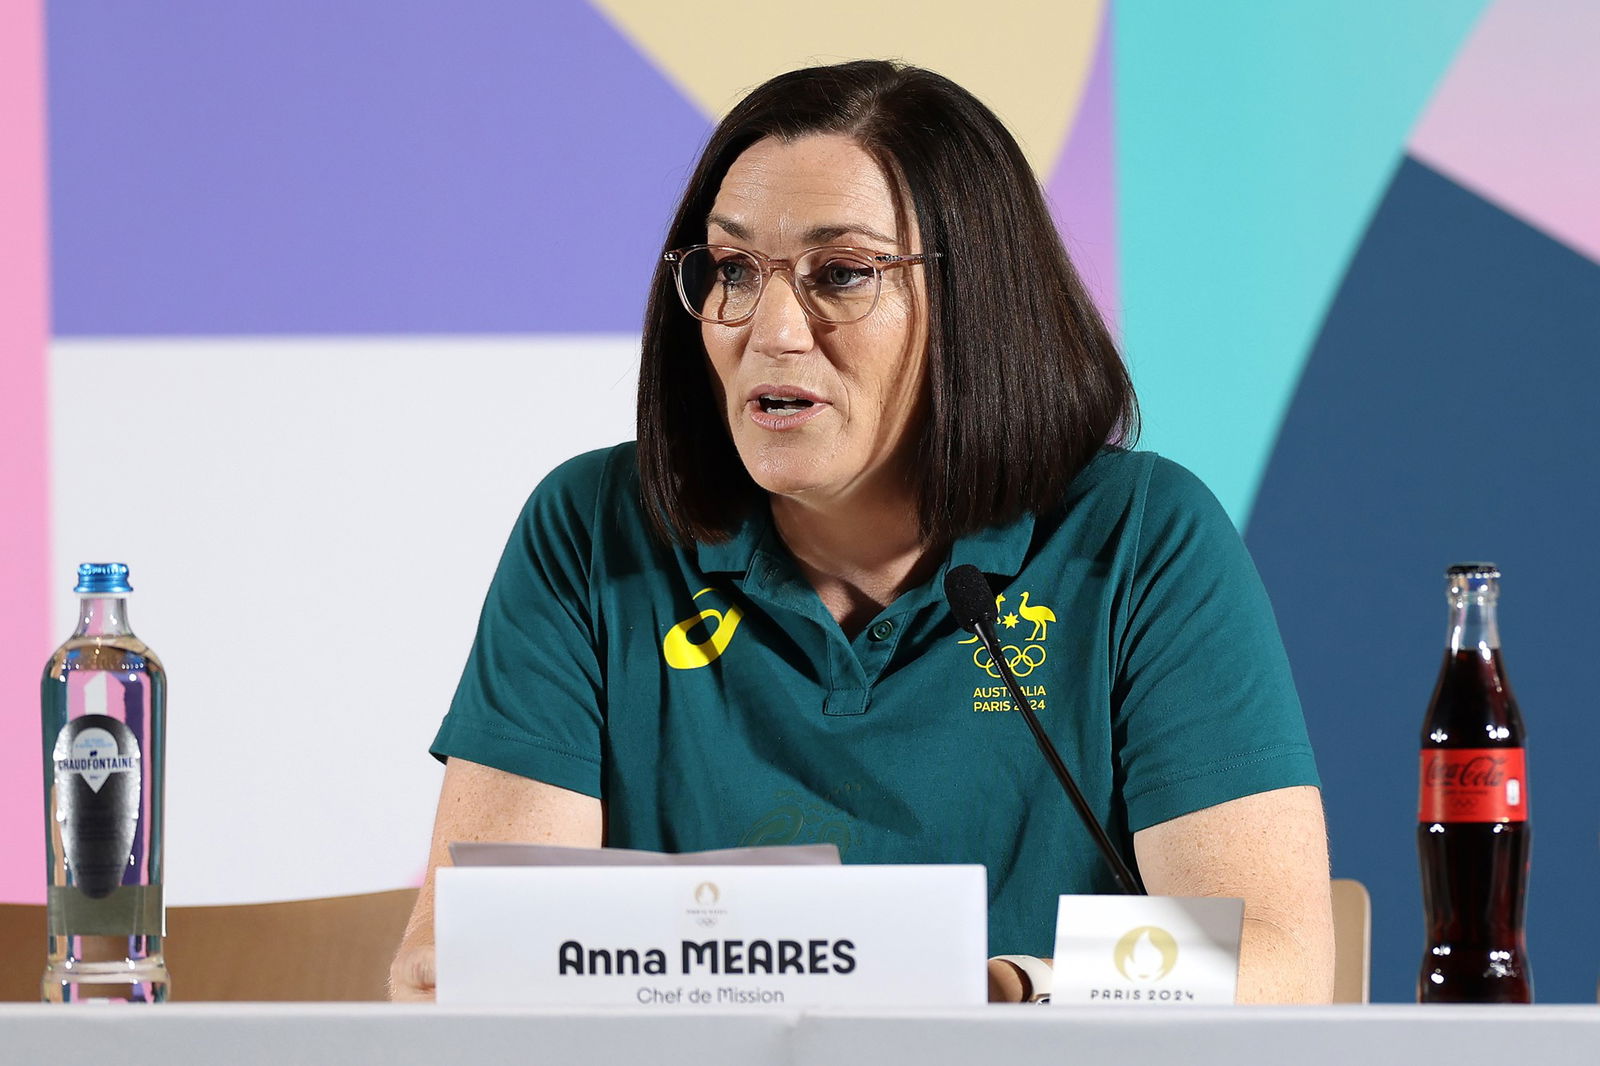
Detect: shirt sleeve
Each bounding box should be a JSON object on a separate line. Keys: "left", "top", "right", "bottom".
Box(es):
{"left": 1113, "top": 455, "right": 1319, "bottom": 831}
{"left": 428, "top": 449, "right": 614, "bottom": 798}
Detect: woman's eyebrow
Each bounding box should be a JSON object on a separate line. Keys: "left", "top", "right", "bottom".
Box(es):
{"left": 800, "top": 222, "right": 899, "bottom": 247}
{"left": 705, "top": 213, "right": 899, "bottom": 248}
{"left": 705, "top": 213, "right": 751, "bottom": 240}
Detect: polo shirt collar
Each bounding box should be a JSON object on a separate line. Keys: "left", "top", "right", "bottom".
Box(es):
{"left": 695, "top": 508, "right": 769, "bottom": 574}
{"left": 947, "top": 509, "right": 1035, "bottom": 578}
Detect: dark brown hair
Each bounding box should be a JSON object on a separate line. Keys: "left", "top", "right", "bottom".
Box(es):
{"left": 636, "top": 60, "right": 1137, "bottom": 545}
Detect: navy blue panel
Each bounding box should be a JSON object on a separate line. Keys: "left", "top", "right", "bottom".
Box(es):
{"left": 46, "top": 0, "right": 710, "bottom": 334}
{"left": 1247, "top": 156, "right": 1600, "bottom": 1003}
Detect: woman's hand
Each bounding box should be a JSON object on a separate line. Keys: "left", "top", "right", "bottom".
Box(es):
{"left": 987, "top": 955, "right": 1053, "bottom": 1002}
{"left": 389, "top": 941, "right": 437, "bottom": 1002}
{"left": 987, "top": 957, "right": 1028, "bottom": 1002}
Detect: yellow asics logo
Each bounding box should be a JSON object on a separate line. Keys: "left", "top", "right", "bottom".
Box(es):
{"left": 662, "top": 587, "right": 744, "bottom": 670}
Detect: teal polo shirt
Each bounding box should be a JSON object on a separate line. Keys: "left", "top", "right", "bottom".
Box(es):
{"left": 432, "top": 443, "right": 1318, "bottom": 955}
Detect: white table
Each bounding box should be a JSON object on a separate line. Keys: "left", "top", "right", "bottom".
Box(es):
{"left": 2, "top": 1004, "right": 1594, "bottom": 1066}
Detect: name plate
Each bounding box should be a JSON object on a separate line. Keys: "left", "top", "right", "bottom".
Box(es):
{"left": 435, "top": 864, "right": 987, "bottom": 1007}
{"left": 1050, "top": 895, "right": 1243, "bottom": 1005}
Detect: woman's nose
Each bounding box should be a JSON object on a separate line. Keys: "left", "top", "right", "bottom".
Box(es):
{"left": 745, "top": 271, "right": 814, "bottom": 357}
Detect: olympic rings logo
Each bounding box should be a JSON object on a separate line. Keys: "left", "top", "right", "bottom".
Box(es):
{"left": 973, "top": 644, "right": 1047, "bottom": 678}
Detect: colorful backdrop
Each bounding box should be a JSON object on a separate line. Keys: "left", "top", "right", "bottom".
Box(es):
{"left": 4, "top": 0, "right": 1597, "bottom": 1003}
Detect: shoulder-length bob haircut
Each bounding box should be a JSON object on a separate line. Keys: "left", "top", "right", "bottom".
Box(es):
{"left": 637, "top": 59, "right": 1137, "bottom": 546}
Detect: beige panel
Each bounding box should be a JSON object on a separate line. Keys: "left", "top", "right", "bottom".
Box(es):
{"left": 1331, "top": 877, "right": 1371, "bottom": 1004}
{"left": 591, "top": 0, "right": 1105, "bottom": 176}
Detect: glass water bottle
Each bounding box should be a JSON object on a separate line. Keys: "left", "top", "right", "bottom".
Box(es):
{"left": 41, "top": 563, "right": 169, "bottom": 1003}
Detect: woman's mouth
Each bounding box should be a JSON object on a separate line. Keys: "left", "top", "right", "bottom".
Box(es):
{"left": 745, "top": 388, "right": 828, "bottom": 430}
{"left": 758, "top": 394, "right": 814, "bottom": 415}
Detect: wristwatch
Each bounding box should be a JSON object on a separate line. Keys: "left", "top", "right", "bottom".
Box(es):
{"left": 991, "top": 954, "right": 1053, "bottom": 1004}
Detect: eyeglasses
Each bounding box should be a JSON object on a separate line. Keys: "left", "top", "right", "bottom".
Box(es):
{"left": 662, "top": 244, "right": 942, "bottom": 326}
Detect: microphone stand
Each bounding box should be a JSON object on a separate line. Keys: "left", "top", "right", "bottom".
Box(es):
{"left": 971, "top": 622, "right": 1145, "bottom": 895}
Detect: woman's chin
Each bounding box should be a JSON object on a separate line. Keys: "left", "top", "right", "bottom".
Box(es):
{"left": 741, "top": 461, "right": 834, "bottom": 503}
{"left": 738, "top": 447, "right": 914, "bottom": 511}
{"left": 748, "top": 472, "right": 826, "bottom": 501}
{"left": 735, "top": 443, "right": 830, "bottom": 498}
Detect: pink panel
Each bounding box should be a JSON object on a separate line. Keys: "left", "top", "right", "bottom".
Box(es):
{"left": 1410, "top": 0, "right": 1600, "bottom": 264}
{"left": 1044, "top": 3, "right": 1118, "bottom": 329}
{"left": 0, "top": 0, "right": 50, "bottom": 903}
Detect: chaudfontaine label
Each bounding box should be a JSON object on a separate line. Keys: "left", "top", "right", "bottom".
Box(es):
{"left": 53, "top": 714, "right": 142, "bottom": 899}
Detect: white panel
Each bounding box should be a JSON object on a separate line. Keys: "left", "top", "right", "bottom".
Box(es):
{"left": 50, "top": 335, "right": 640, "bottom": 904}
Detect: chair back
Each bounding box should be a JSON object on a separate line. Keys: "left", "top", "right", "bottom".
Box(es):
{"left": 165, "top": 888, "right": 418, "bottom": 1001}
{"left": 0, "top": 903, "right": 46, "bottom": 1002}
{"left": 1331, "top": 877, "right": 1371, "bottom": 1003}
{"left": 0, "top": 889, "right": 417, "bottom": 1002}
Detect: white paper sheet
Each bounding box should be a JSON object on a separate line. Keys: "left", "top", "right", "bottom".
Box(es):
{"left": 448, "top": 841, "right": 842, "bottom": 868}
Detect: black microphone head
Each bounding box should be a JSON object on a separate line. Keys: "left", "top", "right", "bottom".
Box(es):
{"left": 944, "top": 564, "right": 998, "bottom": 634}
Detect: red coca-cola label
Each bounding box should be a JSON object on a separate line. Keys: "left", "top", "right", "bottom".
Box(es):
{"left": 1418, "top": 748, "right": 1528, "bottom": 823}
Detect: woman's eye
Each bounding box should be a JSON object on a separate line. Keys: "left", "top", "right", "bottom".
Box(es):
{"left": 715, "top": 261, "right": 751, "bottom": 285}
{"left": 814, "top": 262, "right": 873, "bottom": 289}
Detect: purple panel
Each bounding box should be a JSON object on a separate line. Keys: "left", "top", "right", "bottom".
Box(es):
{"left": 46, "top": 0, "right": 711, "bottom": 334}
{"left": 1044, "top": 5, "right": 1117, "bottom": 330}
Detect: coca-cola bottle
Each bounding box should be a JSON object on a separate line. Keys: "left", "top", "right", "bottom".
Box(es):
{"left": 1417, "top": 563, "right": 1531, "bottom": 1003}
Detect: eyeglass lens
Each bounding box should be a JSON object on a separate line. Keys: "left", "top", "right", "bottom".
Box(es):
{"left": 675, "top": 247, "right": 880, "bottom": 325}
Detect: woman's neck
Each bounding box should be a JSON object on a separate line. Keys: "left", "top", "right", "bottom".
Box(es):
{"left": 769, "top": 491, "right": 937, "bottom": 637}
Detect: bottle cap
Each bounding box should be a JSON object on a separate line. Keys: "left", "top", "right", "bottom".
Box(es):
{"left": 1446, "top": 562, "right": 1500, "bottom": 599}
{"left": 74, "top": 562, "right": 133, "bottom": 595}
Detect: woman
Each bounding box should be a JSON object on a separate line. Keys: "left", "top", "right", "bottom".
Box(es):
{"left": 392, "top": 61, "right": 1334, "bottom": 1004}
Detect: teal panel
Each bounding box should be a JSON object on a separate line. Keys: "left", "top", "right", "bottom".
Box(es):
{"left": 1116, "top": 0, "right": 1487, "bottom": 526}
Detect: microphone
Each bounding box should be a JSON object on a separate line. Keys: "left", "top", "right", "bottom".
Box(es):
{"left": 944, "top": 564, "right": 1145, "bottom": 895}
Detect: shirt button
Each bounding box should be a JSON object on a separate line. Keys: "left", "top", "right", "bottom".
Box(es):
{"left": 868, "top": 620, "right": 895, "bottom": 642}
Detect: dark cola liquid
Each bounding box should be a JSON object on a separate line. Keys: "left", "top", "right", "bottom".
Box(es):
{"left": 1418, "top": 647, "right": 1531, "bottom": 1003}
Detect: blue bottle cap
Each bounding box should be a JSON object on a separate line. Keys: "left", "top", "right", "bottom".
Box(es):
{"left": 74, "top": 562, "right": 133, "bottom": 595}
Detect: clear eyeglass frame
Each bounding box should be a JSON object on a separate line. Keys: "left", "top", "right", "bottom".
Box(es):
{"left": 662, "top": 244, "right": 943, "bottom": 326}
